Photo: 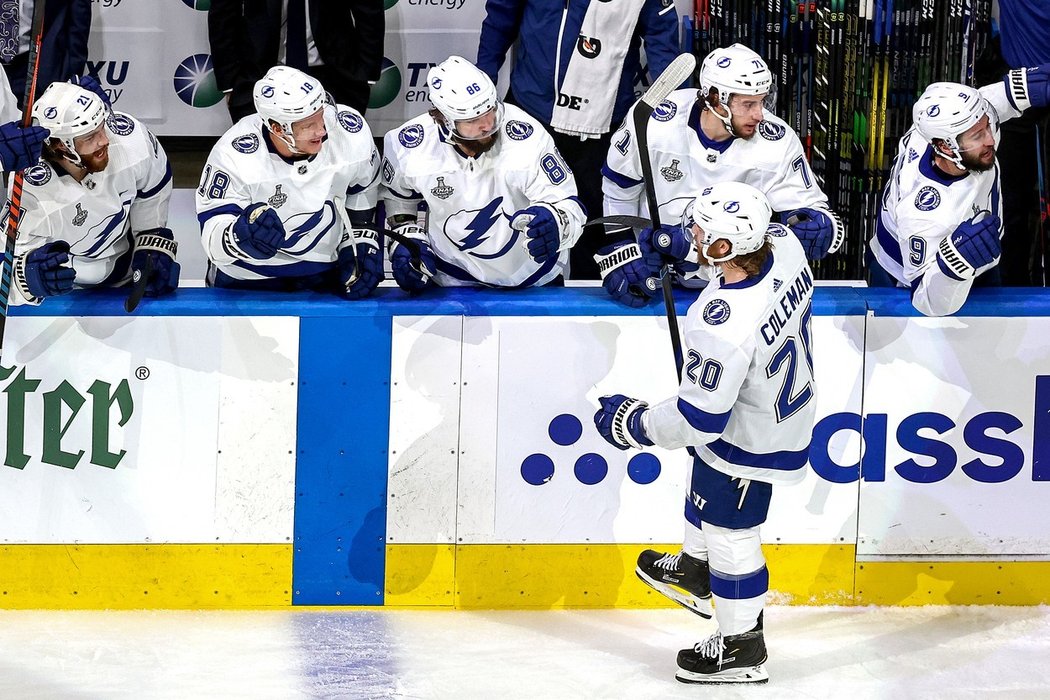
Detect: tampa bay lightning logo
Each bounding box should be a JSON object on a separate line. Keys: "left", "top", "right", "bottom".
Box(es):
{"left": 261, "top": 85, "right": 275, "bottom": 98}
{"left": 44, "top": 106, "right": 57, "bottom": 119}
{"left": 106, "top": 114, "right": 135, "bottom": 136}
{"left": 703, "top": 299, "right": 731, "bottom": 325}
{"left": 766, "top": 222, "right": 790, "bottom": 237}
{"left": 399, "top": 124, "right": 425, "bottom": 148}
{"left": 915, "top": 185, "right": 941, "bottom": 211}
{"left": 232, "top": 132, "right": 260, "bottom": 153}
{"left": 758, "top": 121, "right": 785, "bottom": 141}
{"left": 24, "top": 163, "right": 51, "bottom": 186}
{"left": 723, "top": 201, "right": 740, "bottom": 213}
{"left": 431, "top": 77, "right": 442, "bottom": 90}
{"left": 338, "top": 110, "right": 363, "bottom": 133}
{"left": 277, "top": 202, "right": 338, "bottom": 252}
{"left": 652, "top": 100, "right": 677, "bottom": 122}
{"left": 717, "top": 56, "right": 731, "bottom": 68}
{"left": 505, "top": 120, "right": 534, "bottom": 140}
{"left": 926, "top": 104, "right": 940, "bottom": 117}
{"left": 444, "top": 196, "right": 520, "bottom": 260}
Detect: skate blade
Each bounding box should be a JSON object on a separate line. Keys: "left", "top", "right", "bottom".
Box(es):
{"left": 675, "top": 664, "right": 769, "bottom": 685}
{"left": 635, "top": 570, "right": 713, "bottom": 619}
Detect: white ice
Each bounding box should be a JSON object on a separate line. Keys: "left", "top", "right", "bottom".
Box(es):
{"left": 0, "top": 606, "right": 1047, "bottom": 699}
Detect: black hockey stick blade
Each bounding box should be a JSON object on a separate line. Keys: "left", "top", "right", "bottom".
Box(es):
{"left": 124, "top": 255, "right": 154, "bottom": 313}
{"left": 585, "top": 214, "right": 654, "bottom": 232}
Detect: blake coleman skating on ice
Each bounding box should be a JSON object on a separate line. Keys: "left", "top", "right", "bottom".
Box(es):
{"left": 196, "top": 66, "right": 381, "bottom": 297}
{"left": 594, "top": 182, "right": 816, "bottom": 684}
{"left": 380, "top": 56, "right": 585, "bottom": 290}
{"left": 867, "top": 64, "right": 1050, "bottom": 316}
{"left": 8, "top": 81, "right": 178, "bottom": 306}
{"left": 597, "top": 44, "right": 842, "bottom": 308}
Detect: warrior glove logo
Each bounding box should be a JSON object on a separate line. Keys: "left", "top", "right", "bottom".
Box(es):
{"left": 577, "top": 35, "right": 602, "bottom": 59}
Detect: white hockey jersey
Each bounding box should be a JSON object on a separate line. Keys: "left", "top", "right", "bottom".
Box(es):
{"left": 10, "top": 112, "right": 172, "bottom": 305}
{"left": 196, "top": 104, "right": 379, "bottom": 283}
{"left": 869, "top": 83, "right": 1022, "bottom": 317}
{"left": 380, "top": 105, "right": 585, "bottom": 288}
{"left": 603, "top": 89, "right": 831, "bottom": 225}
{"left": 643, "top": 230, "right": 816, "bottom": 485}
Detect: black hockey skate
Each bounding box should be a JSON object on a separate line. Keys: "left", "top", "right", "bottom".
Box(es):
{"left": 675, "top": 615, "right": 768, "bottom": 685}
{"left": 635, "top": 549, "right": 712, "bottom": 618}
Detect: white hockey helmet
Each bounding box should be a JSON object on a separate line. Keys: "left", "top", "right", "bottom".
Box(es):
{"left": 912, "top": 82, "right": 992, "bottom": 169}
{"left": 32, "top": 81, "right": 108, "bottom": 167}
{"left": 682, "top": 181, "right": 772, "bottom": 264}
{"left": 427, "top": 56, "right": 503, "bottom": 141}
{"left": 698, "top": 44, "right": 775, "bottom": 135}
{"left": 254, "top": 65, "right": 327, "bottom": 152}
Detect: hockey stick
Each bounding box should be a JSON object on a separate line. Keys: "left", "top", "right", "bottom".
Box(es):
{"left": 124, "top": 255, "right": 153, "bottom": 313}
{"left": 633, "top": 52, "right": 696, "bottom": 379}
{"left": 0, "top": 0, "right": 47, "bottom": 355}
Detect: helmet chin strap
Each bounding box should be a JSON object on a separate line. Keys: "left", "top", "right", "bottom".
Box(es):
{"left": 703, "top": 96, "right": 737, "bottom": 137}
{"left": 268, "top": 122, "right": 305, "bottom": 155}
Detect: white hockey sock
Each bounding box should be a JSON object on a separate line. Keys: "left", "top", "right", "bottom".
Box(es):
{"left": 683, "top": 521, "right": 708, "bottom": 560}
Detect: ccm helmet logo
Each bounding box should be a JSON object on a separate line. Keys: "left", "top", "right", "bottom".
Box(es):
{"left": 926, "top": 104, "right": 940, "bottom": 117}
{"left": 723, "top": 201, "right": 740, "bottom": 213}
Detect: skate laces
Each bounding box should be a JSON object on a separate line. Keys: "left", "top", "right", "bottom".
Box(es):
{"left": 693, "top": 632, "right": 726, "bottom": 664}
{"left": 655, "top": 552, "right": 683, "bottom": 571}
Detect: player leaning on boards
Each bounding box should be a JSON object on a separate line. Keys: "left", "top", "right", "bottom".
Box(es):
{"left": 379, "top": 56, "right": 584, "bottom": 291}
{"left": 598, "top": 44, "right": 842, "bottom": 307}
{"left": 196, "top": 65, "right": 381, "bottom": 297}
{"left": 867, "top": 64, "right": 1050, "bottom": 316}
{"left": 7, "top": 79, "right": 178, "bottom": 306}
{"left": 594, "top": 182, "right": 816, "bottom": 685}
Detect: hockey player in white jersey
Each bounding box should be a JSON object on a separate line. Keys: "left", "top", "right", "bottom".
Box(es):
{"left": 380, "top": 56, "right": 585, "bottom": 290}
{"left": 598, "top": 44, "right": 842, "bottom": 307}
{"left": 8, "top": 81, "right": 178, "bottom": 306}
{"left": 868, "top": 66, "right": 1050, "bottom": 316}
{"left": 196, "top": 66, "right": 381, "bottom": 297}
{"left": 594, "top": 182, "right": 815, "bottom": 684}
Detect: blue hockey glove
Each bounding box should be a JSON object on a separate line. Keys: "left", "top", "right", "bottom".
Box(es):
{"left": 1004, "top": 63, "right": 1050, "bottom": 110}
{"left": 512, "top": 205, "right": 561, "bottom": 264}
{"left": 389, "top": 224, "right": 435, "bottom": 293}
{"left": 71, "top": 74, "right": 112, "bottom": 108}
{"left": 937, "top": 214, "right": 1001, "bottom": 281}
{"left": 132, "top": 228, "right": 180, "bottom": 297}
{"left": 231, "top": 203, "right": 287, "bottom": 260}
{"left": 639, "top": 225, "right": 694, "bottom": 263}
{"left": 784, "top": 207, "right": 842, "bottom": 260}
{"left": 594, "top": 394, "right": 654, "bottom": 450}
{"left": 339, "top": 227, "right": 383, "bottom": 299}
{"left": 594, "top": 242, "right": 661, "bottom": 308}
{"left": 15, "top": 241, "right": 76, "bottom": 299}
{"left": 0, "top": 121, "right": 49, "bottom": 172}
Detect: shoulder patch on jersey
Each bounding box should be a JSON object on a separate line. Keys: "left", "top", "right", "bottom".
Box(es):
{"left": 915, "top": 185, "right": 941, "bottom": 212}
{"left": 106, "top": 114, "right": 135, "bottom": 136}
{"left": 505, "top": 120, "right": 534, "bottom": 140}
{"left": 231, "top": 132, "right": 260, "bottom": 154}
{"left": 651, "top": 100, "right": 677, "bottom": 122}
{"left": 399, "top": 124, "right": 425, "bottom": 148}
{"left": 758, "top": 120, "right": 785, "bottom": 141}
{"left": 382, "top": 157, "right": 395, "bottom": 184}
{"left": 24, "top": 163, "right": 51, "bottom": 186}
{"left": 703, "top": 299, "right": 731, "bottom": 325}
{"left": 766, "top": 222, "right": 790, "bottom": 237}
{"left": 338, "top": 110, "right": 363, "bottom": 133}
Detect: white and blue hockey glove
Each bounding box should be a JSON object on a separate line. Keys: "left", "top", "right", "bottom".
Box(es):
{"left": 15, "top": 241, "right": 76, "bottom": 300}
{"left": 339, "top": 227, "right": 383, "bottom": 300}
{"left": 131, "top": 228, "right": 180, "bottom": 297}
{"left": 639, "top": 225, "right": 694, "bottom": 263}
{"left": 230, "top": 203, "right": 287, "bottom": 260}
{"left": 937, "top": 214, "right": 1001, "bottom": 281}
{"left": 512, "top": 204, "right": 562, "bottom": 264}
{"left": 0, "top": 121, "right": 48, "bottom": 172}
{"left": 594, "top": 395, "right": 654, "bottom": 450}
{"left": 389, "top": 224, "right": 435, "bottom": 293}
{"left": 785, "top": 208, "right": 843, "bottom": 260}
{"left": 71, "top": 74, "right": 112, "bottom": 109}
{"left": 595, "top": 241, "right": 661, "bottom": 308}
{"left": 1004, "top": 63, "right": 1050, "bottom": 111}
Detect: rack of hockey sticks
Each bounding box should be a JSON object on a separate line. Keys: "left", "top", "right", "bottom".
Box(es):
{"left": 689, "top": 0, "right": 993, "bottom": 280}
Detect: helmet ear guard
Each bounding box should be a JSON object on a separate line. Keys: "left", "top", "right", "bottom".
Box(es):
{"left": 682, "top": 181, "right": 773, "bottom": 264}
{"left": 427, "top": 56, "right": 503, "bottom": 142}
{"left": 32, "top": 82, "right": 108, "bottom": 167}
{"left": 253, "top": 65, "right": 327, "bottom": 153}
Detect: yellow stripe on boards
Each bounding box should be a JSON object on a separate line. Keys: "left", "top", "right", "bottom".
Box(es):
{"left": 385, "top": 544, "right": 456, "bottom": 606}
{"left": 855, "top": 561, "right": 1050, "bottom": 606}
{"left": 0, "top": 545, "right": 292, "bottom": 609}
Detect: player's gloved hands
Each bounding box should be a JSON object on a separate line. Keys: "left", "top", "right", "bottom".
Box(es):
{"left": 594, "top": 242, "right": 661, "bottom": 308}
{"left": 132, "top": 228, "right": 180, "bottom": 297}
{"left": 511, "top": 204, "right": 561, "bottom": 264}
{"left": 594, "top": 394, "right": 654, "bottom": 450}
{"left": 389, "top": 224, "right": 435, "bottom": 293}
{"left": 232, "top": 203, "right": 287, "bottom": 259}
{"left": 71, "top": 74, "right": 112, "bottom": 108}
{"left": 16, "top": 241, "right": 76, "bottom": 299}
{"left": 937, "top": 213, "right": 1001, "bottom": 280}
{"left": 1004, "top": 63, "right": 1050, "bottom": 110}
{"left": 784, "top": 207, "right": 842, "bottom": 260}
{"left": 0, "top": 121, "right": 49, "bottom": 172}
{"left": 639, "top": 225, "right": 694, "bottom": 263}
{"left": 339, "top": 227, "right": 383, "bottom": 299}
